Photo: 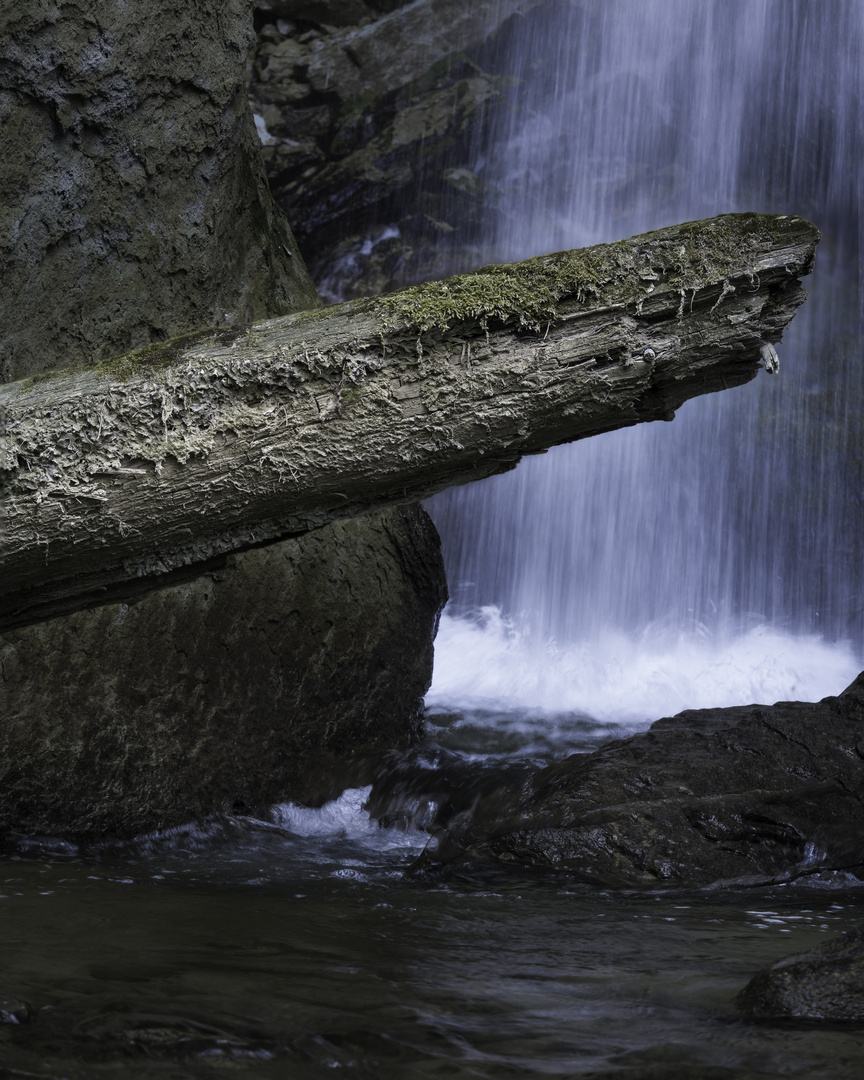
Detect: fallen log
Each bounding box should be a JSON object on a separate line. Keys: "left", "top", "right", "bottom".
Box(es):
{"left": 0, "top": 213, "right": 818, "bottom": 630}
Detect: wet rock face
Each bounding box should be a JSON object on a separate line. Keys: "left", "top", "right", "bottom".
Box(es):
{"left": 388, "top": 674, "right": 864, "bottom": 888}
{"left": 0, "top": 505, "right": 447, "bottom": 838}
{"left": 0, "top": 0, "right": 319, "bottom": 382}
{"left": 249, "top": 0, "right": 543, "bottom": 298}
{"left": 738, "top": 925, "right": 864, "bottom": 1021}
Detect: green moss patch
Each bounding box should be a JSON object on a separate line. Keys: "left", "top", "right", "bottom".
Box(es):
{"left": 13, "top": 214, "right": 817, "bottom": 391}
{"left": 96, "top": 326, "right": 246, "bottom": 379}
{"left": 374, "top": 213, "right": 818, "bottom": 335}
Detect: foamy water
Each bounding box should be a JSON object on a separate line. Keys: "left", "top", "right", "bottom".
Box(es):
{"left": 428, "top": 607, "right": 861, "bottom": 726}
{"left": 271, "top": 787, "right": 425, "bottom": 852}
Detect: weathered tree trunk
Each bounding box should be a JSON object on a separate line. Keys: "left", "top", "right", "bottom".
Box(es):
{"left": 1, "top": 213, "right": 817, "bottom": 630}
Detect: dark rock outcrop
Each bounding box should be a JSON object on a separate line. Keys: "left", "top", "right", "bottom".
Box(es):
{"left": 0, "top": 0, "right": 447, "bottom": 839}
{"left": 249, "top": 0, "right": 542, "bottom": 298}
{"left": 387, "top": 674, "right": 864, "bottom": 888}
{"left": 738, "top": 925, "right": 864, "bottom": 1021}
{"left": 0, "top": 505, "right": 446, "bottom": 838}
{"left": 0, "top": 0, "right": 319, "bottom": 382}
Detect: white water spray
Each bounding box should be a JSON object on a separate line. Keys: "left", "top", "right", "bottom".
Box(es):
{"left": 428, "top": 608, "right": 861, "bottom": 725}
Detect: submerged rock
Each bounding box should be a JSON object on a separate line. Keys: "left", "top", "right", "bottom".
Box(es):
{"left": 0, "top": 996, "right": 33, "bottom": 1024}
{"left": 397, "top": 673, "right": 864, "bottom": 888}
{"left": 738, "top": 925, "right": 864, "bottom": 1021}
{"left": 0, "top": 505, "right": 446, "bottom": 838}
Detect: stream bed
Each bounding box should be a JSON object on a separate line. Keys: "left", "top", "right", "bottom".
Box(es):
{"left": 3, "top": 690, "right": 864, "bottom": 1079}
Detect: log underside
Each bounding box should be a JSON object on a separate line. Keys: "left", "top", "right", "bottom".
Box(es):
{"left": 0, "top": 213, "right": 819, "bottom": 630}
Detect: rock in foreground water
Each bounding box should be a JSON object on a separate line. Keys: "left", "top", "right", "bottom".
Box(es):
{"left": 405, "top": 674, "right": 864, "bottom": 888}
{"left": 0, "top": 996, "right": 32, "bottom": 1024}
{"left": 738, "top": 925, "right": 864, "bottom": 1021}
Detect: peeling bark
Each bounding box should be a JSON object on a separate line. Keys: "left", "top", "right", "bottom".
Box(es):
{"left": 0, "top": 212, "right": 819, "bottom": 630}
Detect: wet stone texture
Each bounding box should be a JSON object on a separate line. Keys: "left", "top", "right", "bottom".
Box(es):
{"left": 249, "top": 0, "right": 544, "bottom": 298}
{"left": 0, "top": 505, "right": 447, "bottom": 838}
{"left": 738, "top": 925, "right": 864, "bottom": 1022}
{"left": 386, "top": 673, "right": 864, "bottom": 889}
{"left": 0, "top": 0, "right": 319, "bottom": 382}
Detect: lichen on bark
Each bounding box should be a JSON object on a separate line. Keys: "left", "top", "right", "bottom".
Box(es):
{"left": 1, "top": 213, "right": 818, "bottom": 632}
{"left": 374, "top": 213, "right": 818, "bottom": 334}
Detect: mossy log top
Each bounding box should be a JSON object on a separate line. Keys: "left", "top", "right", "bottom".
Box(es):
{"left": 0, "top": 213, "right": 818, "bottom": 629}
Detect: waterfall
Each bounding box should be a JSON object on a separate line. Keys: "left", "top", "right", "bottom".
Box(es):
{"left": 426, "top": 0, "right": 864, "bottom": 717}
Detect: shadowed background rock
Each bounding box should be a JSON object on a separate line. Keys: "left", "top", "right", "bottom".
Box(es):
{"left": 249, "top": 0, "right": 545, "bottom": 297}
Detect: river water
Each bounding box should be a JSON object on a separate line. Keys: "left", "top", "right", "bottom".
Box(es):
{"left": 4, "top": 702, "right": 864, "bottom": 1077}
{"left": 3, "top": 726, "right": 864, "bottom": 1079}
{"left": 4, "top": 2, "right": 864, "bottom": 1076}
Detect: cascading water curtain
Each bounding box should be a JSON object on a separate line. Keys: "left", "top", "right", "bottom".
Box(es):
{"left": 426, "top": 0, "right": 864, "bottom": 718}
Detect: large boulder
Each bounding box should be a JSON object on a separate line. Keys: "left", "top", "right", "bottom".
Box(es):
{"left": 0, "top": 0, "right": 319, "bottom": 382}
{"left": 0, "top": 0, "right": 448, "bottom": 840}
{"left": 0, "top": 505, "right": 446, "bottom": 838}
{"left": 379, "top": 674, "right": 864, "bottom": 887}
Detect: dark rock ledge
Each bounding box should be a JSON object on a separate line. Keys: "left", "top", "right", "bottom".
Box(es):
{"left": 372, "top": 673, "right": 864, "bottom": 889}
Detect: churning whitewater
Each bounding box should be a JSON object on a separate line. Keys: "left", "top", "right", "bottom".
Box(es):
{"left": 429, "top": 609, "right": 862, "bottom": 726}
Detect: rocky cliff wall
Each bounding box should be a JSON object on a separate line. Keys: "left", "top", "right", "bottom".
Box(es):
{"left": 0, "top": 0, "right": 320, "bottom": 383}
{"left": 0, "top": 0, "right": 448, "bottom": 837}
